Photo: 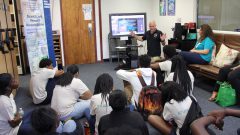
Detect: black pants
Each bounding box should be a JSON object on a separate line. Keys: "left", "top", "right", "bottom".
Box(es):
{"left": 214, "top": 63, "right": 240, "bottom": 104}
{"left": 39, "top": 78, "right": 56, "bottom": 105}
{"left": 153, "top": 68, "right": 165, "bottom": 86}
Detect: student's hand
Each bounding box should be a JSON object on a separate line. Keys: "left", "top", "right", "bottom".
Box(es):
{"left": 55, "top": 70, "right": 64, "bottom": 77}
{"left": 10, "top": 79, "right": 19, "bottom": 89}
{"left": 138, "top": 44, "right": 143, "bottom": 47}
{"left": 8, "top": 113, "right": 22, "bottom": 128}
{"left": 231, "top": 65, "right": 240, "bottom": 71}
{"left": 208, "top": 109, "right": 226, "bottom": 130}
{"left": 80, "top": 90, "right": 92, "bottom": 100}
{"left": 160, "top": 33, "right": 167, "bottom": 41}
{"left": 130, "top": 31, "right": 136, "bottom": 37}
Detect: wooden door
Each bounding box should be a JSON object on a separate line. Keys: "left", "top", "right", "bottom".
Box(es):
{"left": 61, "top": 0, "right": 96, "bottom": 65}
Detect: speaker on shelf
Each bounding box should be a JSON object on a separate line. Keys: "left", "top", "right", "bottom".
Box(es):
{"left": 173, "top": 23, "right": 182, "bottom": 40}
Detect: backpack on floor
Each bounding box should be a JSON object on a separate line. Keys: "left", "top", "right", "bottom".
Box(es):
{"left": 135, "top": 70, "right": 163, "bottom": 120}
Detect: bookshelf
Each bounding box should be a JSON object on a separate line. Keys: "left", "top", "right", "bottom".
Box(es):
{"left": 52, "top": 31, "right": 62, "bottom": 65}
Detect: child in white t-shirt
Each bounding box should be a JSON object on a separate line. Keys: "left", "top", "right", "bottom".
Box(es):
{"left": 151, "top": 45, "right": 177, "bottom": 84}
{"left": 148, "top": 82, "right": 194, "bottom": 135}
{"left": 51, "top": 65, "right": 92, "bottom": 121}
{"left": 0, "top": 73, "right": 21, "bottom": 135}
{"left": 30, "top": 58, "right": 64, "bottom": 105}
{"left": 90, "top": 73, "right": 113, "bottom": 135}
{"left": 166, "top": 55, "right": 195, "bottom": 98}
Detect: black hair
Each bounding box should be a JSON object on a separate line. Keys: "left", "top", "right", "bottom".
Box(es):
{"left": 94, "top": 73, "right": 113, "bottom": 105}
{"left": 39, "top": 58, "right": 52, "bottom": 68}
{"left": 138, "top": 54, "right": 151, "bottom": 68}
{"left": 160, "top": 81, "right": 187, "bottom": 105}
{"left": 31, "top": 107, "right": 59, "bottom": 134}
{"left": 163, "top": 45, "right": 177, "bottom": 59}
{"left": 55, "top": 72, "right": 74, "bottom": 86}
{"left": 105, "top": 126, "right": 142, "bottom": 135}
{"left": 0, "top": 73, "right": 12, "bottom": 95}
{"left": 67, "top": 65, "right": 79, "bottom": 75}
{"left": 171, "top": 55, "right": 192, "bottom": 95}
{"left": 109, "top": 90, "right": 127, "bottom": 111}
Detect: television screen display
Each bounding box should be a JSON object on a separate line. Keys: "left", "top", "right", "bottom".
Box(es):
{"left": 109, "top": 13, "right": 147, "bottom": 37}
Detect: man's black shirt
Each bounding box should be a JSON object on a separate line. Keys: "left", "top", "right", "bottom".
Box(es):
{"left": 142, "top": 30, "right": 163, "bottom": 57}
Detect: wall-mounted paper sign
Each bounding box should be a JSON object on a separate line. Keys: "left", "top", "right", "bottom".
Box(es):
{"left": 82, "top": 4, "right": 92, "bottom": 20}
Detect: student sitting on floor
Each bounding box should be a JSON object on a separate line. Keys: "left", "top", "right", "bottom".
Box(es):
{"left": 148, "top": 81, "right": 202, "bottom": 135}
{"left": 166, "top": 55, "right": 195, "bottom": 98}
{"left": 116, "top": 54, "right": 156, "bottom": 105}
{"left": 190, "top": 108, "right": 240, "bottom": 135}
{"left": 90, "top": 73, "right": 113, "bottom": 135}
{"left": 51, "top": 65, "right": 92, "bottom": 121}
{"left": 30, "top": 58, "right": 64, "bottom": 105}
{"left": 0, "top": 73, "right": 21, "bottom": 135}
{"left": 31, "top": 106, "right": 83, "bottom": 135}
{"left": 150, "top": 45, "right": 177, "bottom": 84}
{"left": 98, "top": 90, "right": 149, "bottom": 135}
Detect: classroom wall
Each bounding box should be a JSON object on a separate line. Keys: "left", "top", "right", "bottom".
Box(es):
{"left": 152, "top": 0, "right": 197, "bottom": 43}
{"left": 101, "top": 0, "right": 154, "bottom": 59}
{"left": 51, "top": 0, "right": 198, "bottom": 61}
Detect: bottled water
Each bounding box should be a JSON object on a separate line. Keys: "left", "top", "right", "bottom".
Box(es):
{"left": 18, "top": 108, "right": 24, "bottom": 118}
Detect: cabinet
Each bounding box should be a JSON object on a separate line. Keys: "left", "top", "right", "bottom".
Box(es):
{"left": 0, "top": 0, "right": 19, "bottom": 96}
{"left": 9, "top": 0, "right": 23, "bottom": 74}
{"left": 108, "top": 33, "right": 137, "bottom": 62}
{"left": 52, "top": 31, "right": 63, "bottom": 66}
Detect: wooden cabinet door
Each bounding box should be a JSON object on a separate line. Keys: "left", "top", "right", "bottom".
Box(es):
{"left": 61, "top": 0, "right": 96, "bottom": 65}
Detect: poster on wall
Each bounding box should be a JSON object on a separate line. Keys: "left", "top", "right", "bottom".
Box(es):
{"left": 82, "top": 4, "right": 92, "bottom": 20}
{"left": 167, "top": 0, "right": 175, "bottom": 16}
{"left": 20, "top": 0, "right": 55, "bottom": 73}
{"left": 159, "top": 0, "right": 166, "bottom": 16}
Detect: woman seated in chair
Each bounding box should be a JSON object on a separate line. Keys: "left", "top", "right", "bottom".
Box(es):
{"left": 180, "top": 24, "right": 215, "bottom": 65}
{"left": 208, "top": 64, "right": 240, "bottom": 106}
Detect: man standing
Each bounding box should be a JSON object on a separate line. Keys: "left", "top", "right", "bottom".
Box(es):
{"left": 131, "top": 21, "right": 166, "bottom": 62}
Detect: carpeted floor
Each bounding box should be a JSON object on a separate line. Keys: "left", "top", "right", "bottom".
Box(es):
{"left": 15, "top": 62, "right": 240, "bottom": 135}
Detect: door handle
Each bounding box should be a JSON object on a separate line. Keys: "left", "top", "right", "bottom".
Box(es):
{"left": 88, "top": 23, "right": 92, "bottom": 37}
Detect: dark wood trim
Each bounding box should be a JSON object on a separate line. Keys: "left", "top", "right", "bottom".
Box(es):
{"left": 93, "top": 0, "right": 97, "bottom": 63}
{"left": 59, "top": 0, "right": 67, "bottom": 66}
{"left": 98, "top": 0, "right": 103, "bottom": 62}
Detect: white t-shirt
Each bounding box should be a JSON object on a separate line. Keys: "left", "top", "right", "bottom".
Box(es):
{"left": 0, "top": 95, "right": 19, "bottom": 135}
{"left": 51, "top": 78, "right": 89, "bottom": 118}
{"left": 163, "top": 96, "right": 192, "bottom": 135}
{"left": 116, "top": 68, "right": 156, "bottom": 104}
{"left": 30, "top": 68, "right": 56, "bottom": 104}
{"left": 90, "top": 93, "right": 112, "bottom": 134}
{"left": 166, "top": 70, "right": 195, "bottom": 98}
{"left": 158, "top": 60, "right": 172, "bottom": 81}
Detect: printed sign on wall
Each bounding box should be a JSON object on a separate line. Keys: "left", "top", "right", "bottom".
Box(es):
{"left": 20, "top": 0, "right": 55, "bottom": 73}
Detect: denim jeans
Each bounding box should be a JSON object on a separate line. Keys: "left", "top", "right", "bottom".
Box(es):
{"left": 56, "top": 120, "right": 77, "bottom": 133}
{"left": 180, "top": 51, "right": 209, "bottom": 65}
{"left": 61, "top": 100, "right": 91, "bottom": 121}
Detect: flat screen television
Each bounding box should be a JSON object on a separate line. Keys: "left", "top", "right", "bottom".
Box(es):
{"left": 109, "top": 13, "right": 147, "bottom": 37}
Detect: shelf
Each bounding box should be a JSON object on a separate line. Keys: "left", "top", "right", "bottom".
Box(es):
{"left": 52, "top": 32, "right": 62, "bottom": 65}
